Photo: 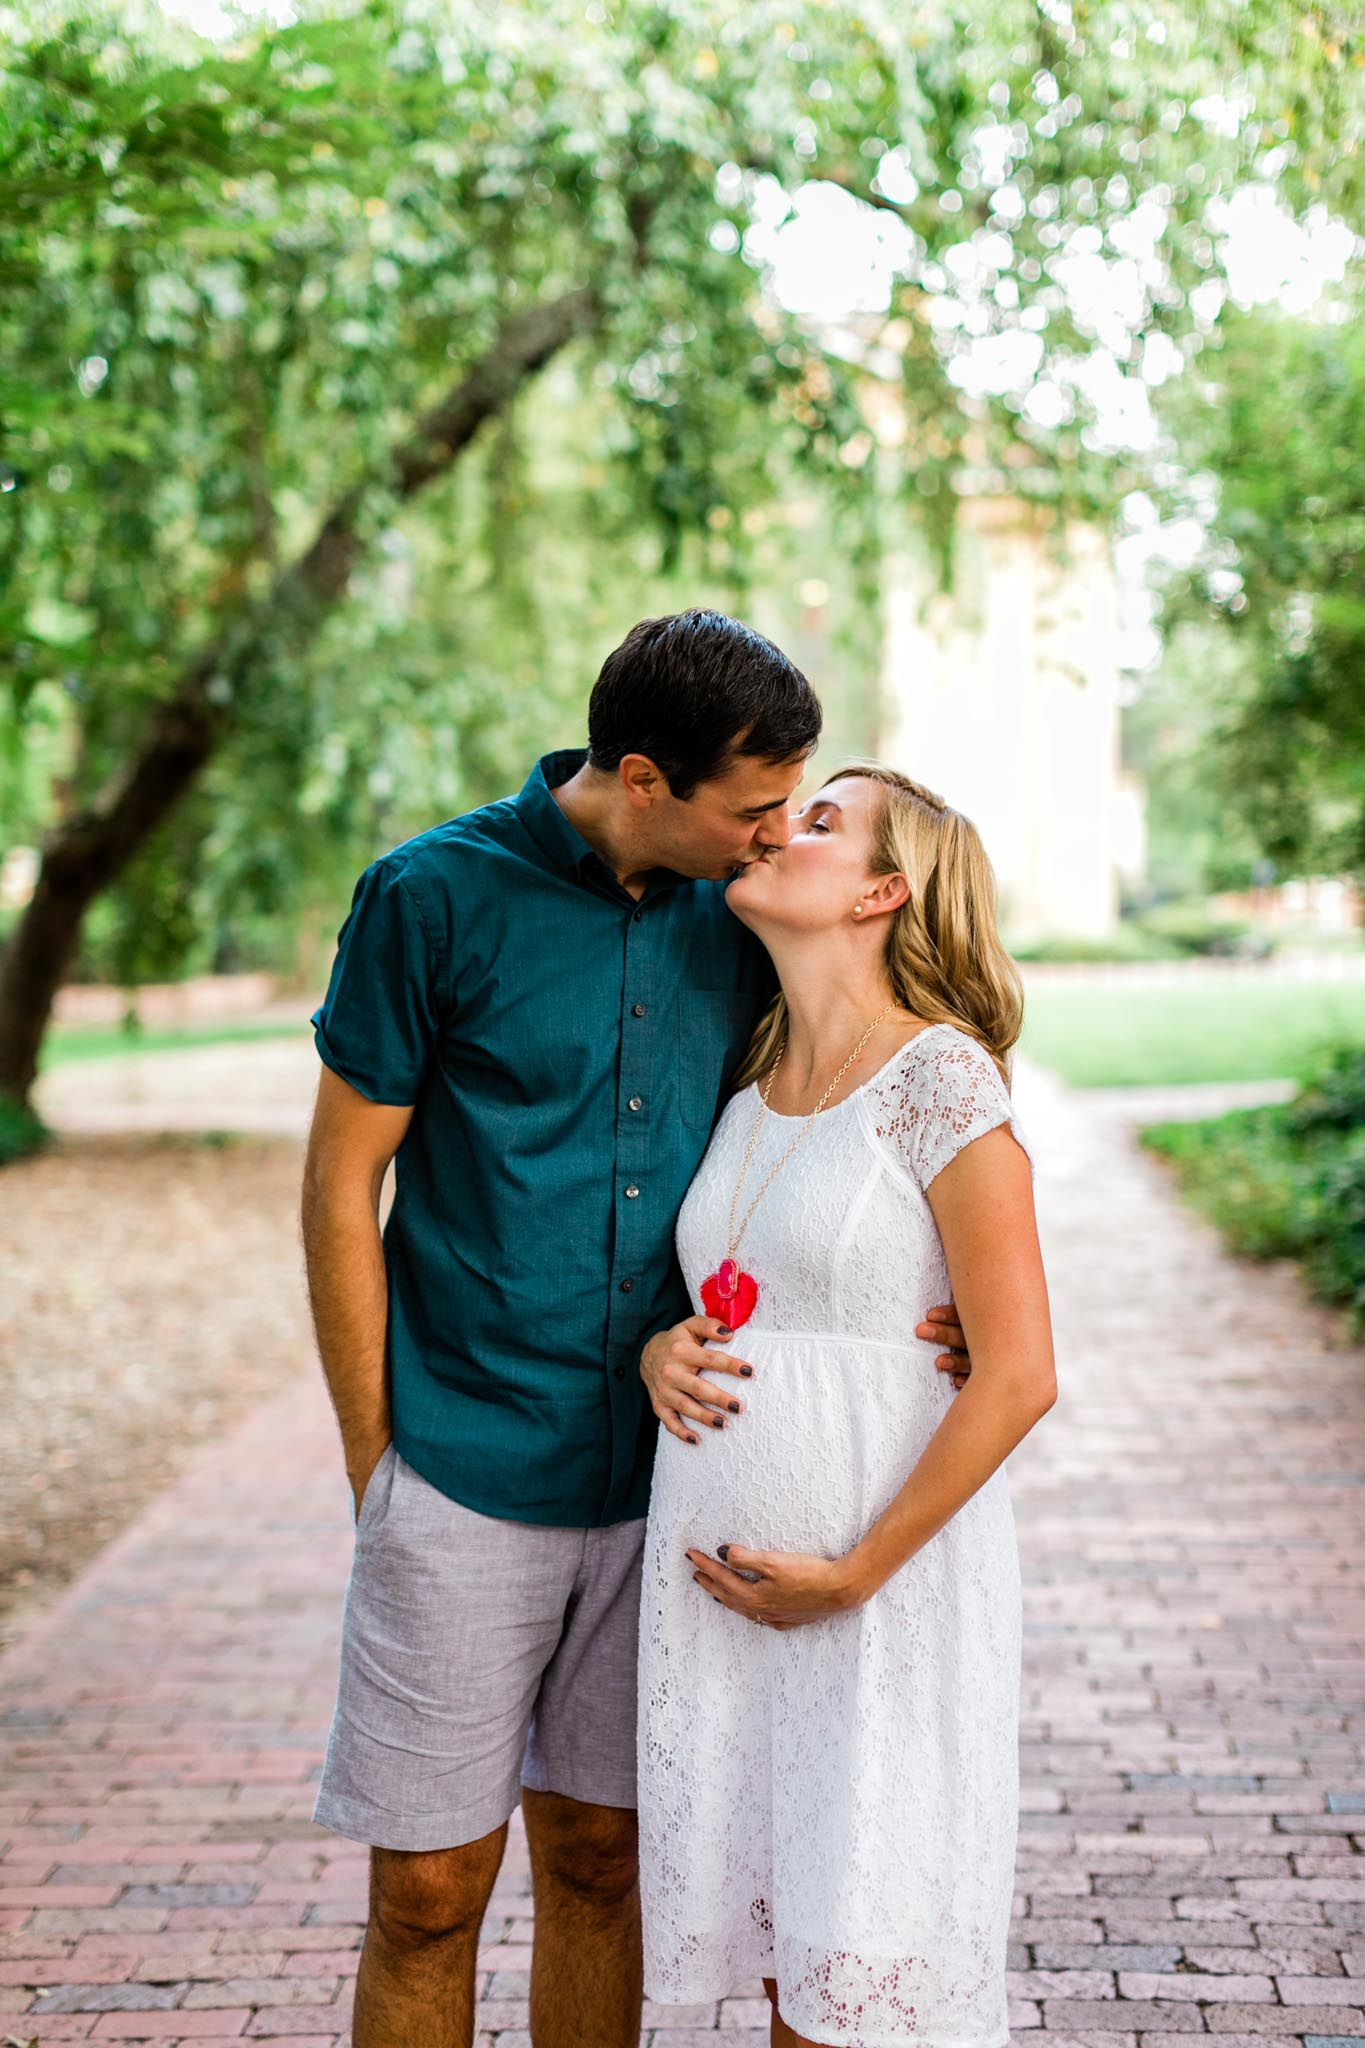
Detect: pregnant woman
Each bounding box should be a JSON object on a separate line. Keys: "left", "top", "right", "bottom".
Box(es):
{"left": 637, "top": 763, "right": 1056, "bottom": 2048}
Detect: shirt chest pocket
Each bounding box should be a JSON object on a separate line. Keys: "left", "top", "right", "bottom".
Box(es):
{"left": 677, "top": 988, "right": 760, "bottom": 1130}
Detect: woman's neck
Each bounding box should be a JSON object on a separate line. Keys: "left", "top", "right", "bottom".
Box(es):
{"left": 766, "top": 940, "right": 909, "bottom": 1092}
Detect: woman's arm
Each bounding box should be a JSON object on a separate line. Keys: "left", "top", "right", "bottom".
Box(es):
{"left": 834, "top": 1120, "right": 1054, "bottom": 1601}
{"left": 688, "top": 1121, "right": 1055, "bottom": 1626}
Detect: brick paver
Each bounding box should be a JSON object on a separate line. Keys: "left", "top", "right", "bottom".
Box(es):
{"left": 3, "top": 1058, "right": 1362, "bottom": 2045}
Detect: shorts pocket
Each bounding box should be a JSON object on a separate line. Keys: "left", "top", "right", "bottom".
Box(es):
{"left": 354, "top": 1440, "right": 398, "bottom": 1543}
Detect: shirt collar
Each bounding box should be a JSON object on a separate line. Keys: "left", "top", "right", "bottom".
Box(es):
{"left": 515, "top": 747, "right": 685, "bottom": 899}
{"left": 515, "top": 748, "right": 599, "bottom": 877}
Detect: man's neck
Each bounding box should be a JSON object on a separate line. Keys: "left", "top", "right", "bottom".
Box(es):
{"left": 549, "top": 760, "right": 655, "bottom": 899}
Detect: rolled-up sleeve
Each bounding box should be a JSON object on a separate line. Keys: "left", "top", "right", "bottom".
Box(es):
{"left": 311, "top": 857, "right": 444, "bottom": 1105}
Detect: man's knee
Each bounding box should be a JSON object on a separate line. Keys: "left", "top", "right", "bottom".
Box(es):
{"left": 525, "top": 1792, "right": 638, "bottom": 1907}
{"left": 369, "top": 1831, "right": 505, "bottom": 1952}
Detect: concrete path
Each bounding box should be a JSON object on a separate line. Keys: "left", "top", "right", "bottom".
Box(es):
{"left": 2, "top": 1057, "right": 1363, "bottom": 2045}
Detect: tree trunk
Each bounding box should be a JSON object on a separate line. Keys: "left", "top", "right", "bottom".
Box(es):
{"left": 0, "top": 285, "right": 600, "bottom": 1110}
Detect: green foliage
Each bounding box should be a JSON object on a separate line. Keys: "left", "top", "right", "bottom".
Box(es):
{"left": 1153, "top": 296, "right": 1365, "bottom": 879}
{"left": 1141, "top": 1102, "right": 1318, "bottom": 1260}
{"left": 1131, "top": 900, "right": 1266, "bottom": 958}
{"left": 1120, "top": 621, "right": 1267, "bottom": 899}
{"left": 0, "top": 1091, "right": 49, "bottom": 1165}
{"left": 1308, "top": 1129, "right": 1365, "bottom": 1326}
{"left": 1011, "top": 923, "right": 1176, "bottom": 963}
{"left": 2, "top": 0, "right": 1360, "bottom": 988}
{"left": 1142, "top": 1038, "right": 1365, "bottom": 1328}
{"left": 1287, "top": 1040, "right": 1365, "bottom": 1140}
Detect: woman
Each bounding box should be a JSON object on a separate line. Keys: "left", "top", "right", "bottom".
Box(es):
{"left": 637, "top": 763, "right": 1056, "bottom": 2048}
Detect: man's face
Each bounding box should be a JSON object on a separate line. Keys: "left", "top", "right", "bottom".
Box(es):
{"left": 634, "top": 750, "right": 810, "bottom": 882}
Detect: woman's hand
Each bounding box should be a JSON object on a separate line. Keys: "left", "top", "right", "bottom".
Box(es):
{"left": 641, "top": 1315, "right": 755, "bottom": 1446}
{"left": 686, "top": 1541, "right": 874, "bottom": 1628}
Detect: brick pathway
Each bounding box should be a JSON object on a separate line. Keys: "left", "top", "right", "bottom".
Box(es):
{"left": 2, "top": 1059, "right": 1363, "bottom": 2045}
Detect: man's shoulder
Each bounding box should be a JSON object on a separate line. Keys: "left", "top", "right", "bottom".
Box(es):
{"left": 366, "top": 792, "right": 524, "bottom": 891}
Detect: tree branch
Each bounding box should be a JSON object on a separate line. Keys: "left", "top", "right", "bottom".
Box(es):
{"left": 0, "top": 283, "right": 601, "bottom": 1101}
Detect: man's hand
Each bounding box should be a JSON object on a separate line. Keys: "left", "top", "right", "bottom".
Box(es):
{"left": 641, "top": 1315, "right": 755, "bottom": 1446}
{"left": 917, "top": 1299, "right": 971, "bottom": 1389}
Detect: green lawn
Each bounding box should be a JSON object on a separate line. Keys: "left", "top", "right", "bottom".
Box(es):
{"left": 40, "top": 1018, "right": 309, "bottom": 1071}
{"left": 31, "top": 977, "right": 1365, "bottom": 1092}
{"left": 1020, "top": 977, "right": 1365, "bottom": 1088}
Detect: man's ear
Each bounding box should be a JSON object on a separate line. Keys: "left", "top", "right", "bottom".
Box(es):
{"left": 618, "top": 753, "right": 666, "bottom": 809}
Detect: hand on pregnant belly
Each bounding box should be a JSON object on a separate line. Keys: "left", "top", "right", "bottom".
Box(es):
{"left": 685, "top": 1539, "right": 863, "bottom": 1630}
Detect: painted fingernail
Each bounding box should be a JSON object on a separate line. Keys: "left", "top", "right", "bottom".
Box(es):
{"left": 712, "top": 1415, "right": 725, "bottom": 1428}
{"left": 717, "top": 1543, "right": 730, "bottom": 1560}
{"left": 739, "top": 1365, "right": 753, "bottom": 1378}
{"left": 728, "top": 1400, "right": 740, "bottom": 1413}
{"left": 717, "top": 1325, "right": 733, "bottom": 1338}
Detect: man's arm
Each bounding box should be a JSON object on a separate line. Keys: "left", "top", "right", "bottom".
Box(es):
{"left": 300, "top": 1064, "right": 415, "bottom": 1512}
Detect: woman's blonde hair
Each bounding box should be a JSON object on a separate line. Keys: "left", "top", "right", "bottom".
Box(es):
{"left": 730, "top": 762, "right": 1024, "bottom": 1091}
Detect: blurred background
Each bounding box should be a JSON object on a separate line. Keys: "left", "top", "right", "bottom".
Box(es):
{"left": 1, "top": 0, "right": 1361, "bottom": 1634}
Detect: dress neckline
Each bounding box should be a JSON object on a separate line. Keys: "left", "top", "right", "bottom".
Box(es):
{"left": 745, "top": 1019, "right": 955, "bottom": 1123}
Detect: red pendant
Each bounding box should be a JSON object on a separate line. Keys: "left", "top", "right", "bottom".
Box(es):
{"left": 700, "top": 1255, "right": 759, "bottom": 1330}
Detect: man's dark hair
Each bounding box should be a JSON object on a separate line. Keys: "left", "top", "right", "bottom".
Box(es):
{"left": 586, "top": 610, "right": 822, "bottom": 800}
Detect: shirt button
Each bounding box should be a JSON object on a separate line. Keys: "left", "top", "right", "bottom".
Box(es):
{"left": 620, "top": 1278, "right": 635, "bottom": 1293}
{"left": 614, "top": 1365, "right": 627, "bottom": 1380}
{"left": 625, "top": 1185, "right": 640, "bottom": 1199}
{"left": 632, "top": 1002, "right": 646, "bottom": 1017}
{"left": 628, "top": 1096, "right": 643, "bottom": 1112}
{"left": 632, "top": 909, "right": 643, "bottom": 923}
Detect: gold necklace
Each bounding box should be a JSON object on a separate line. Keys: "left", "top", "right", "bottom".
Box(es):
{"left": 699, "top": 1004, "right": 898, "bottom": 1330}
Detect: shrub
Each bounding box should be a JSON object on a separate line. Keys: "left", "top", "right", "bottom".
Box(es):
{"left": 0, "top": 1092, "right": 50, "bottom": 1167}
{"left": 1288, "top": 1042, "right": 1365, "bottom": 1139}
{"left": 1141, "top": 1040, "right": 1365, "bottom": 1332}
{"left": 1306, "top": 1129, "right": 1365, "bottom": 1326}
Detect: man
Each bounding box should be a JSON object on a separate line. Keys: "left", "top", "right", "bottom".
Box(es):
{"left": 301, "top": 610, "right": 971, "bottom": 2048}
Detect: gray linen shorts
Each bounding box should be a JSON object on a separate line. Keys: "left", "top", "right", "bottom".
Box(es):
{"left": 313, "top": 1442, "right": 646, "bottom": 1851}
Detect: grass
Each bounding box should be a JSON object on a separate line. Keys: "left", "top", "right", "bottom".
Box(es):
{"left": 1020, "top": 979, "right": 1365, "bottom": 1088}
{"left": 39, "top": 1018, "right": 309, "bottom": 1071}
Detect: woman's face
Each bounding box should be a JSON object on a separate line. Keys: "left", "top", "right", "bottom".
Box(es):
{"left": 724, "top": 774, "right": 887, "bottom": 935}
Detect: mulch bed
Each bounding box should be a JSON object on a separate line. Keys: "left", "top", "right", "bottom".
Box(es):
{"left": 0, "top": 1130, "right": 318, "bottom": 1652}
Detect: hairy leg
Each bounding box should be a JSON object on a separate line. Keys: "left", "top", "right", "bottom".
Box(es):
{"left": 522, "top": 1787, "right": 642, "bottom": 2048}
{"left": 352, "top": 1827, "right": 507, "bottom": 2048}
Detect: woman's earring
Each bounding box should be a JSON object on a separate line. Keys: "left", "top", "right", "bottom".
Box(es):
{"left": 852, "top": 904, "right": 864, "bottom": 917}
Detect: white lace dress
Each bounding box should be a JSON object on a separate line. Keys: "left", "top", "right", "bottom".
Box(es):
{"left": 638, "top": 1023, "right": 1036, "bottom": 2048}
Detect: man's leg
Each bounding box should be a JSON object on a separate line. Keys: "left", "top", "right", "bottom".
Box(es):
{"left": 353, "top": 1829, "right": 507, "bottom": 2048}
{"left": 762, "top": 1977, "right": 820, "bottom": 2047}
{"left": 522, "top": 1787, "right": 641, "bottom": 2048}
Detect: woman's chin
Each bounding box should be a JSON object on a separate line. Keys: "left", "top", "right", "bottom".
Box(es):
{"left": 724, "top": 861, "right": 773, "bottom": 922}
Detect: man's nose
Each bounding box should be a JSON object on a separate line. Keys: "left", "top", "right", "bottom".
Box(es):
{"left": 757, "top": 808, "right": 792, "bottom": 849}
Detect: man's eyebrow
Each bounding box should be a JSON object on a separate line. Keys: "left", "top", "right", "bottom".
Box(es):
{"left": 742, "top": 795, "right": 793, "bottom": 815}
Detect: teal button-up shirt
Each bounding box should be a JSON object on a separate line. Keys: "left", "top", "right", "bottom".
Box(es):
{"left": 311, "top": 748, "right": 776, "bottom": 1526}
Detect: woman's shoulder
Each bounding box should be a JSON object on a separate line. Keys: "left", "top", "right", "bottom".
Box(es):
{"left": 882, "top": 1020, "right": 1003, "bottom": 1090}
{"left": 863, "top": 1021, "right": 1033, "bottom": 1188}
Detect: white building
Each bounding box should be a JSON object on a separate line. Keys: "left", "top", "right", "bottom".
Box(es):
{"left": 878, "top": 495, "right": 1142, "bottom": 943}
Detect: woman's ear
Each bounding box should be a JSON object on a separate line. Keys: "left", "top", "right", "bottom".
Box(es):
{"left": 867, "top": 870, "right": 911, "bottom": 916}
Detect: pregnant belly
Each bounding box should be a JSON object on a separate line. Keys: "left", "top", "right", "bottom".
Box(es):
{"left": 648, "top": 1328, "right": 956, "bottom": 1560}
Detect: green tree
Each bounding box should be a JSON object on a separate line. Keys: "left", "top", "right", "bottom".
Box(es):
{"left": 2, "top": 0, "right": 1358, "bottom": 1113}
{"left": 1151, "top": 293, "right": 1365, "bottom": 880}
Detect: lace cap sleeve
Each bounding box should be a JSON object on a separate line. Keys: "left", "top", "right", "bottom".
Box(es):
{"left": 870, "top": 1026, "right": 1035, "bottom": 1193}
